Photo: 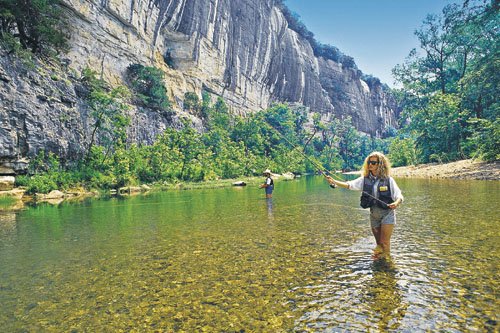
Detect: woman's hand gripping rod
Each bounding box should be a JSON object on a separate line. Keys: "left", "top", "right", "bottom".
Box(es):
{"left": 264, "top": 121, "right": 391, "bottom": 207}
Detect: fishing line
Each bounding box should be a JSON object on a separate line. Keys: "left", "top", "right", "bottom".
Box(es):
{"left": 262, "top": 121, "right": 342, "bottom": 185}
{"left": 262, "top": 119, "right": 390, "bottom": 208}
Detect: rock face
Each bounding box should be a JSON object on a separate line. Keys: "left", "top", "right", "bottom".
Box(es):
{"left": 0, "top": 0, "right": 399, "bottom": 172}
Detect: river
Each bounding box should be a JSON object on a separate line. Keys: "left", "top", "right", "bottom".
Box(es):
{"left": 0, "top": 176, "right": 498, "bottom": 332}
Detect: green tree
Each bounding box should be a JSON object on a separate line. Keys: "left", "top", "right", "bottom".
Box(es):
{"left": 207, "top": 97, "right": 231, "bottom": 129}
{"left": 393, "top": 0, "right": 498, "bottom": 162}
{"left": 406, "top": 93, "right": 465, "bottom": 162}
{"left": 81, "top": 68, "right": 131, "bottom": 165}
{"left": 203, "top": 128, "right": 249, "bottom": 178}
{"left": 459, "top": 2, "right": 499, "bottom": 121}
{"left": 314, "top": 118, "right": 342, "bottom": 172}
{"left": 200, "top": 92, "right": 212, "bottom": 120}
{"left": 148, "top": 129, "right": 185, "bottom": 181}
{"left": 464, "top": 118, "right": 500, "bottom": 161}
{"left": 183, "top": 92, "right": 201, "bottom": 116}
{"left": 0, "top": 0, "right": 68, "bottom": 54}
{"left": 260, "top": 104, "right": 302, "bottom": 146}
{"left": 327, "top": 117, "right": 362, "bottom": 170}
{"left": 126, "top": 64, "right": 171, "bottom": 114}
{"left": 389, "top": 137, "right": 418, "bottom": 167}
{"left": 231, "top": 115, "right": 266, "bottom": 174}
{"left": 142, "top": 126, "right": 201, "bottom": 181}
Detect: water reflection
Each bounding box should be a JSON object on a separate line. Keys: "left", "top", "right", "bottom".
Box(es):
{"left": 0, "top": 212, "right": 17, "bottom": 239}
{"left": 368, "top": 258, "right": 407, "bottom": 331}
{"left": 266, "top": 198, "right": 273, "bottom": 219}
{"left": 293, "top": 247, "right": 407, "bottom": 332}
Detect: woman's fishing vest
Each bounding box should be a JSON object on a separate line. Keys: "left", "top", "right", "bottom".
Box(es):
{"left": 360, "top": 177, "right": 392, "bottom": 209}
{"left": 266, "top": 177, "right": 274, "bottom": 186}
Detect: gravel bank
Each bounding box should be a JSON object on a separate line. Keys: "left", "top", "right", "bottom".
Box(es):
{"left": 390, "top": 159, "right": 500, "bottom": 180}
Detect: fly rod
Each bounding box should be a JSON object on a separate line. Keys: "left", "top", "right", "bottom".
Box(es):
{"left": 264, "top": 121, "right": 390, "bottom": 207}
{"left": 262, "top": 121, "right": 339, "bottom": 187}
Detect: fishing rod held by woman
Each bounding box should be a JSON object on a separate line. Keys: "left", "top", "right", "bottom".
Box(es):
{"left": 325, "top": 152, "right": 403, "bottom": 260}
{"left": 262, "top": 121, "right": 336, "bottom": 189}
{"left": 259, "top": 169, "right": 274, "bottom": 198}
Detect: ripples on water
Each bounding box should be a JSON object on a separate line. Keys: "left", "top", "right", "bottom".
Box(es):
{"left": 292, "top": 179, "right": 499, "bottom": 332}
{"left": 0, "top": 178, "right": 498, "bottom": 332}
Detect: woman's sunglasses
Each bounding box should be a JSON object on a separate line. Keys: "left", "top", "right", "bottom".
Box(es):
{"left": 368, "top": 161, "right": 379, "bottom": 165}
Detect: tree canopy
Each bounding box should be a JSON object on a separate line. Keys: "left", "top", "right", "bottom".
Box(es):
{"left": 392, "top": 0, "right": 499, "bottom": 162}
{"left": 0, "top": 0, "right": 68, "bottom": 54}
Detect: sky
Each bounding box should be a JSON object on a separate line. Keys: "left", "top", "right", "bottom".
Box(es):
{"left": 284, "top": 0, "right": 459, "bottom": 87}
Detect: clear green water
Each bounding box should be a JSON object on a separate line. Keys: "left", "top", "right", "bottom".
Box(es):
{"left": 0, "top": 177, "right": 498, "bottom": 332}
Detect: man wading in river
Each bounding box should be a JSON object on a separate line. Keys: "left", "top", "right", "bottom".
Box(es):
{"left": 326, "top": 152, "right": 403, "bottom": 260}
{"left": 259, "top": 169, "right": 274, "bottom": 198}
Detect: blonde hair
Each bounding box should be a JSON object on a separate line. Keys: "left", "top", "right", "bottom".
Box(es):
{"left": 361, "top": 151, "right": 391, "bottom": 178}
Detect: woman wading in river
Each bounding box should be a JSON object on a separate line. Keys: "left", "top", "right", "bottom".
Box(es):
{"left": 326, "top": 152, "right": 403, "bottom": 259}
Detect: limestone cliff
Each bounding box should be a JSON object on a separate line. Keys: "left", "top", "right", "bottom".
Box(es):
{"left": 0, "top": 0, "right": 399, "bottom": 173}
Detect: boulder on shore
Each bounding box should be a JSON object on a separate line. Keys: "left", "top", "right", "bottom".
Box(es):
{"left": 0, "top": 176, "right": 15, "bottom": 191}
{"left": 0, "top": 188, "right": 25, "bottom": 200}
{"left": 36, "top": 190, "right": 65, "bottom": 200}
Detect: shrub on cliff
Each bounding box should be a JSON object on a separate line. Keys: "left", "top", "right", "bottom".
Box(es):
{"left": 126, "top": 64, "right": 172, "bottom": 114}
{"left": 0, "top": 0, "right": 68, "bottom": 55}
{"left": 183, "top": 92, "right": 201, "bottom": 116}
{"left": 277, "top": 2, "right": 358, "bottom": 70}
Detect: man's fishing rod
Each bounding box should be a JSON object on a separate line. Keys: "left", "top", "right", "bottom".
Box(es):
{"left": 263, "top": 120, "right": 390, "bottom": 207}
{"left": 262, "top": 121, "right": 339, "bottom": 186}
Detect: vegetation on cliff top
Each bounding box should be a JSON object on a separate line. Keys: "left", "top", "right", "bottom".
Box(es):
{"left": 276, "top": 0, "right": 359, "bottom": 72}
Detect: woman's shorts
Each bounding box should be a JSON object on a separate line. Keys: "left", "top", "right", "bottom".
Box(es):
{"left": 370, "top": 206, "right": 395, "bottom": 228}
{"left": 265, "top": 185, "right": 274, "bottom": 195}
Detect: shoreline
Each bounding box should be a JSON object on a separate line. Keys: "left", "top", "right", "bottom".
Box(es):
{"left": 1, "top": 160, "right": 498, "bottom": 211}
{"left": 343, "top": 159, "right": 499, "bottom": 180}
{"left": 389, "top": 159, "right": 499, "bottom": 180}
{"left": 0, "top": 176, "right": 267, "bottom": 211}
